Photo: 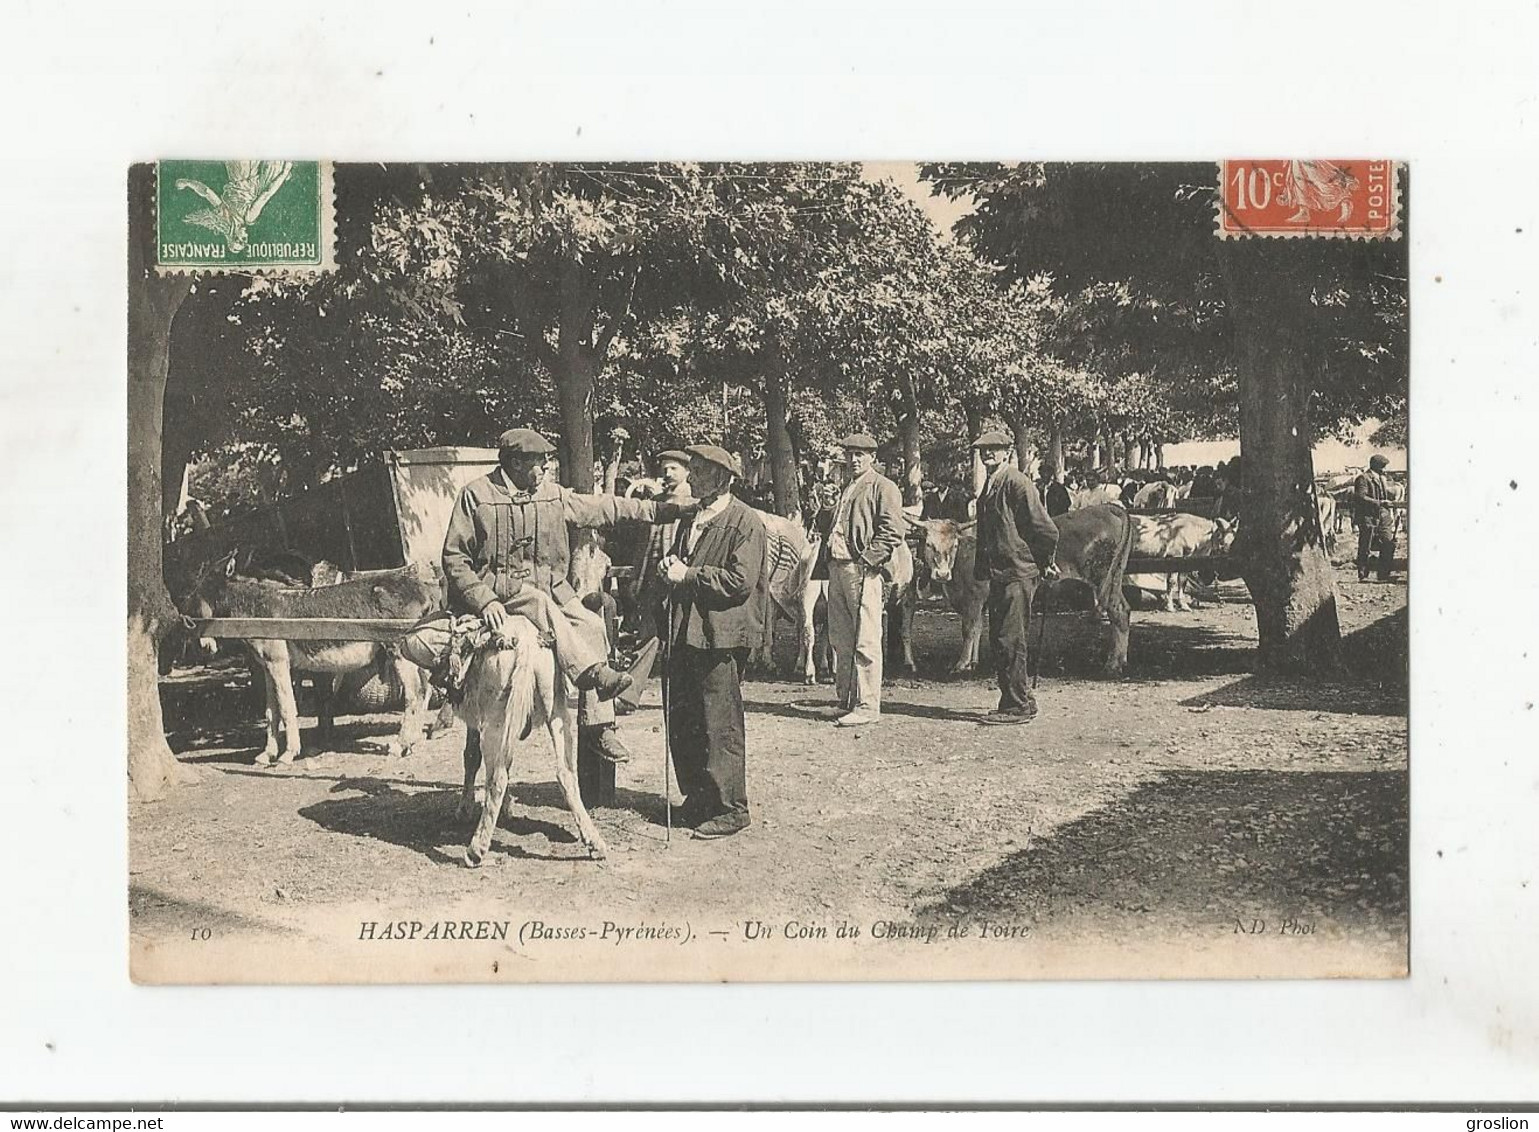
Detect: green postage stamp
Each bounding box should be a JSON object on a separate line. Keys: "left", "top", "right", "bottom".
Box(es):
{"left": 155, "top": 159, "right": 334, "bottom": 273}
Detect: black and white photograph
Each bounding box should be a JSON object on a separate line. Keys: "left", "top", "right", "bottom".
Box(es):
{"left": 126, "top": 159, "right": 1410, "bottom": 983}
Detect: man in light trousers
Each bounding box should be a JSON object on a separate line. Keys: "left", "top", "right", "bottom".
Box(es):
{"left": 825, "top": 432, "right": 905, "bottom": 728}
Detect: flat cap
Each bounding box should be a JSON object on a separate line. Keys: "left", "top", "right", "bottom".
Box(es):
{"left": 1369, "top": 454, "right": 1390, "bottom": 469}
{"left": 497, "top": 428, "right": 557, "bottom": 455}
{"left": 837, "top": 432, "right": 878, "bottom": 451}
{"left": 972, "top": 429, "right": 1014, "bottom": 449}
{"left": 685, "top": 443, "right": 741, "bottom": 478}
{"left": 656, "top": 449, "right": 693, "bottom": 467}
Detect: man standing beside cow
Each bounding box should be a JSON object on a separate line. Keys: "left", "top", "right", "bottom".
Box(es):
{"left": 1354, "top": 453, "right": 1398, "bottom": 582}
{"left": 823, "top": 432, "right": 907, "bottom": 728}
{"left": 972, "top": 431, "right": 1061, "bottom": 725}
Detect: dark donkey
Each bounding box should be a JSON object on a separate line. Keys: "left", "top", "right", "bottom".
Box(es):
{"left": 185, "top": 559, "right": 442, "bottom": 765}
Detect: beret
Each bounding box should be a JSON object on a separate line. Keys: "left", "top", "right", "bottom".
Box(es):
{"left": 972, "top": 429, "right": 1014, "bottom": 449}
{"left": 498, "top": 428, "right": 557, "bottom": 455}
{"left": 685, "top": 443, "right": 741, "bottom": 478}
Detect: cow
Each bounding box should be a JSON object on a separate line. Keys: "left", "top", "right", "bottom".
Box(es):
{"left": 183, "top": 558, "right": 440, "bottom": 765}
{"left": 1132, "top": 480, "right": 1180, "bottom": 510}
{"left": 750, "top": 510, "right": 816, "bottom": 675}
{"left": 912, "top": 504, "right": 1136, "bottom": 675}
{"left": 1126, "top": 512, "right": 1239, "bottom": 612}
{"left": 450, "top": 614, "right": 607, "bottom": 865}
{"left": 1047, "top": 504, "right": 1138, "bottom": 673}
{"left": 1315, "top": 492, "right": 1338, "bottom": 554}
{"left": 1071, "top": 483, "right": 1125, "bottom": 509}
{"left": 911, "top": 518, "right": 987, "bottom": 673}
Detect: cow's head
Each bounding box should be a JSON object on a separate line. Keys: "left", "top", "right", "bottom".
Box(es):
{"left": 1206, "top": 517, "right": 1240, "bottom": 556}
{"left": 919, "top": 520, "right": 962, "bottom": 584}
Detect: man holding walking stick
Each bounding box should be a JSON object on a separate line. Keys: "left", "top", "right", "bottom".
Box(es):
{"left": 657, "top": 444, "right": 767, "bottom": 839}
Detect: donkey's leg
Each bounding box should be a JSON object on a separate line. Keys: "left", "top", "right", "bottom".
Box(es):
{"left": 465, "top": 727, "right": 509, "bottom": 868}
{"left": 269, "top": 651, "right": 303, "bottom": 763}
{"left": 387, "top": 655, "right": 427, "bottom": 758}
{"left": 549, "top": 683, "right": 608, "bottom": 859}
{"left": 256, "top": 657, "right": 281, "bottom": 765}
{"left": 457, "top": 727, "right": 482, "bottom": 823}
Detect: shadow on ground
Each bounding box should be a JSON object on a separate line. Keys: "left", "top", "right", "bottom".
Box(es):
{"left": 1178, "top": 607, "right": 1408, "bottom": 717}
{"left": 924, "top": 767, "right": 1408, "bottom": 932}
{"left": 298, "top": 776, "right": 658, "bottom": 863}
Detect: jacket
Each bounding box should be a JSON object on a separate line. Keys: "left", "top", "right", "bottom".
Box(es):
{"left": 1353, "top": 471, "right": 1395, "bottom": 539}
{"left": 665, "top": 495, "right": 767, "bottom": 652}
{"left": 822, "top": 468, "right": 906, "bottom": 577}
{"left": 973, "top": 465, "right": 1061, "bottom": 583}
{"left": 442, "top": 471, "right": 689, "bottom": 614}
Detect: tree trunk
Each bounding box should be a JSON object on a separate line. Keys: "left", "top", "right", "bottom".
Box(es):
{"left": 896, "top": 407, "right": 924, "bottom": 508}
{"left": 1006, "top": 411, "right": 1032, "bottom": 475}
{"left": 1128, "top": 438, "right": 1144, "bottom": 470}
{"left": 1155, "top": 441, "right": 1166, "bottom": 470}
{"left": 762, "top": 350, "right": 801, "bottom": 517}
{"left": 1046, "top": 420, "right": 1065, "bottom": 478}
{"left": 1229, "top": 254, "right": 1341, "bottom": 673}
{"left": 127, "top": 164, "right": 200, "bottom": 803}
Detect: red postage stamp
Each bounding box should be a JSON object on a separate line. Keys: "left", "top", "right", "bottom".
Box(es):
{"left": 1217, "top": 159, "right": 1400, "bottom": 239}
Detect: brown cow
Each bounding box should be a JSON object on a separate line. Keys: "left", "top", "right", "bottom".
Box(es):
{"left": 185, "top": 560, "right": 440, "bottom": 765}
{"left": 911, "top": 518, "right": 987, "bottom": 673}
{"left": 1047, "top": 504, "right": 1137, "bottom": 673}
{"left": 914, "top": 504, "right": 1135, "bottom": 675}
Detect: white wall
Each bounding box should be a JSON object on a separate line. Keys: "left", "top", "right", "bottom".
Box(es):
{"left": 1163, "top": 419, "right": 1406, "bottom": 474}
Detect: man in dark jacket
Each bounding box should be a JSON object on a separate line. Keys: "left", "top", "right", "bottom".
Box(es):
{"left": 1040, "top": 472, "right": 1072, "bottom": 517}
{"left": 658, "top": 444, "right": 768, "bottom": 839}
{"left": 442, "top": 428, "right": 694, "bottom": 763}
{"left": 1353, "top": 454, "right": 1397, "bottom": 581}
{"left": 973, "top": 431, "right": 1061, "bottom": 725}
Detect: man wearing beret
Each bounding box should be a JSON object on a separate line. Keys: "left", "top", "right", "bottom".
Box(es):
{"left": 442, "top": 428, "right": 696, "bottom": 764}
{"left": 1353, "top": 453, "right": 1397, "bottom": 582}
{"left": 973, "top": 430, "right": 1061, "bottom": 725}
{"left": 825, "top": 432, "right": 906, "bottom": 728}
{"left": 658, "top": 445, "right": 767, "bottom": 838}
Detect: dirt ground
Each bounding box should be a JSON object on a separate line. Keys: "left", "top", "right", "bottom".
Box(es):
{"left": 132, "top": 552, "right": 1409, "bottom": 983}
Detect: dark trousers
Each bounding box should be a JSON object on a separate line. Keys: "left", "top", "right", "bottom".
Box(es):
{"left": 667, "top": 644, "right": 749, "bottom": 818}
{"left": 988, "top": 575, "right": 1038, "bottom": 712}
{"left": 1357, "top": 526, "right": 1393, "bottom": 580}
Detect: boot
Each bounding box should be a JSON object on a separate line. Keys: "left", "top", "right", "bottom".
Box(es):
{"left": 576, "top": 662, "right": 634, "bottom": 702}
{"left": 584, "top": 724, "right": 631, "bottom": 764}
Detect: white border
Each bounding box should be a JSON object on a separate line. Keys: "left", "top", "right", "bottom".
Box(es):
{"left": 2, "top": 0, "right": 1537, "bottom": 1106}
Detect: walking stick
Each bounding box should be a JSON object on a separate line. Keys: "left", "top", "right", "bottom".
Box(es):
{"left": 1032, "top": 574, "right": 1052, "bottom": 691}
{"left": 660, "top": 594, "right": 673, "bottom": 845}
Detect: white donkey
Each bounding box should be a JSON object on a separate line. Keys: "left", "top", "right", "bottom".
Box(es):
{"left": 449, "top": 616, "right": 608, "bottom": 866}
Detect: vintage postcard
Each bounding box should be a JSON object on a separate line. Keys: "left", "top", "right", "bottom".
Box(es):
{"left": 128, "top": 160, "right": 1409, "bottom": 983}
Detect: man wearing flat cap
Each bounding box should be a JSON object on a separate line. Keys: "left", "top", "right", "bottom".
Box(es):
{"left": 1353, "top": 453, "right": 1397, "bottom": 582}
{"left": 973, "top": 430, "right": 1060, "bottom": 725}
{"left": 823, "top": 431, "right": 905, "bottom": 728}
{"left": 657, "top": 444, "right": 767, "bottom": 838}
{"left": 442, "top": 427, "right": 696, "bottom": 764}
